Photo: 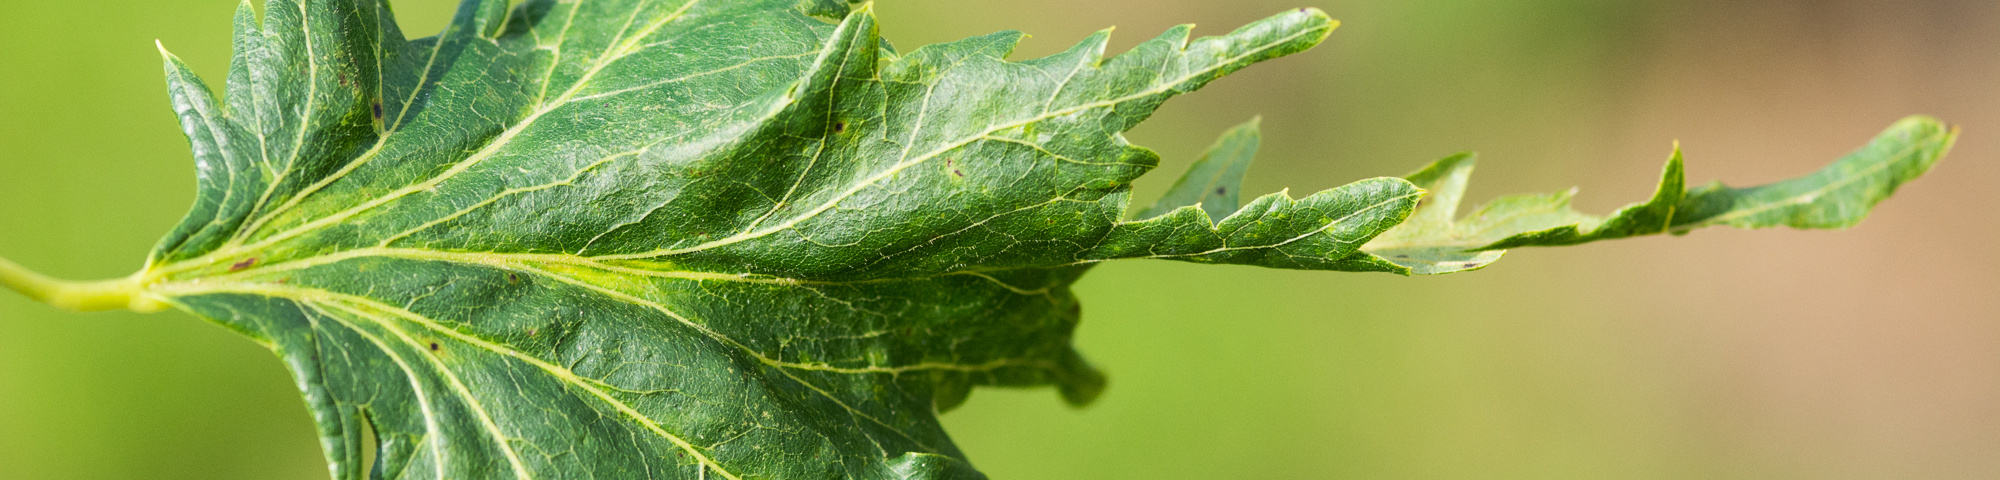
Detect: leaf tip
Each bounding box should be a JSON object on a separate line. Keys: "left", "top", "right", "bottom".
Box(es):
{"left": 1056, "top": 353, "right": 1108, "bottom": 408}
{"left": 153, "top": 40, "right": 192, "bottom": 72}
{"left": 232, "top": 0, "right": 257, "bottom": 19}
{"left": 1301, "top": 8, "right": 1339, "bottom": 32}
{"left": 1402, "top": 151, "right": 1476, "bottom": 187}
{"left": 1653, "top": 143, "right": 1687, "bottom": 203}
{"left": 1281, "top": 7, "right": 1338, "bottom": 45}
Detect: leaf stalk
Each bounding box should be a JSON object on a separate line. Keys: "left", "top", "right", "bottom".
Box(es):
{"left": 0, "top": 254, "right": 164, "bottom": 313}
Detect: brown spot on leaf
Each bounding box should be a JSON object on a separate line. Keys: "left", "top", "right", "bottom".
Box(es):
{"left": 428, "top": 343, "right": 440, "bottom": 351}
{"left": 1214, "top": 187, "right": 1227, "bottom": 195}
{"left": 230, "top": 258, "right": 258, "bottom": 272}
{"left": 831, "top": 120, "right": 847, "bottom": 134}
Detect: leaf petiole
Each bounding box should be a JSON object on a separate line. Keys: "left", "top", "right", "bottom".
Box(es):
{"left": 0, "top": 254, "right": 164, "bottom": 313}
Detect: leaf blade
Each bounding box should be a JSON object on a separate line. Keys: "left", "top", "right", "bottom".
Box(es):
{"left": 1137, "top": 117, "right": 1261, "bottom": 222}
{"left": 1363, "top": 116, "right": 1956, "bottom": 274}
{"left": 138, "top": 4, "right": 1354, "bottom": 478}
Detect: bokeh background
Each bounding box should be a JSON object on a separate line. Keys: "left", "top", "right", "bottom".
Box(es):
{"left": 2, "top": 0, "right": 1995, "bottom": 478}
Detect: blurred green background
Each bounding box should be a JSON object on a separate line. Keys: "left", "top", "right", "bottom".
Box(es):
{"left": 2, "top": 0, "right": 1996, "bottom": 478}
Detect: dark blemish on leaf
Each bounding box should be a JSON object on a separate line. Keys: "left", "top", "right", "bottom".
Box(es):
{"left": 1463, "top": 262, "right": 1481, "bottom": 268}
{"left": 1215, "top": 187, "right": 1227, "bottom": 195}
{"left": 371, "top": 101, "right": 384, "bottom": 120}
{"left": 528, "top": 328, "right": 538, "bottom": 336}
{"left": 230, "top": 258, "right": 258, "bottom": 272}
{"left": 507, "top": 273, "right": 520, "bottom": 284}
{"left": 429, "top": 343, "right": 440, "bottom": 351}
{"left": 832, "top": 120, "right": 847, "bottom": 134}
{"left": 952, "top": 169, "right": 965, "bottom": 178}
{"left": 1394, "top": 255, "right": 1410, "bottom": 259}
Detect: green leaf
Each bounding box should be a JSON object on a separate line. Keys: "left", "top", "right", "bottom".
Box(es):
{"left": 1361, "top": 116, "right": 1957, "bottom": 274}
{"left": 1136, "top": 117, "right": 1261, "bottom": 221}
{"left": 0, "top": 1, "right": 1951, "bottom": 479}
{"left": 44, "top": 1, "right": 1420, "bottom": 478}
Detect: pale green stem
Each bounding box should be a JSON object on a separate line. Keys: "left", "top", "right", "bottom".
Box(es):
{"left": 0, "top": 254, "right": 164, "bottom": 313}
